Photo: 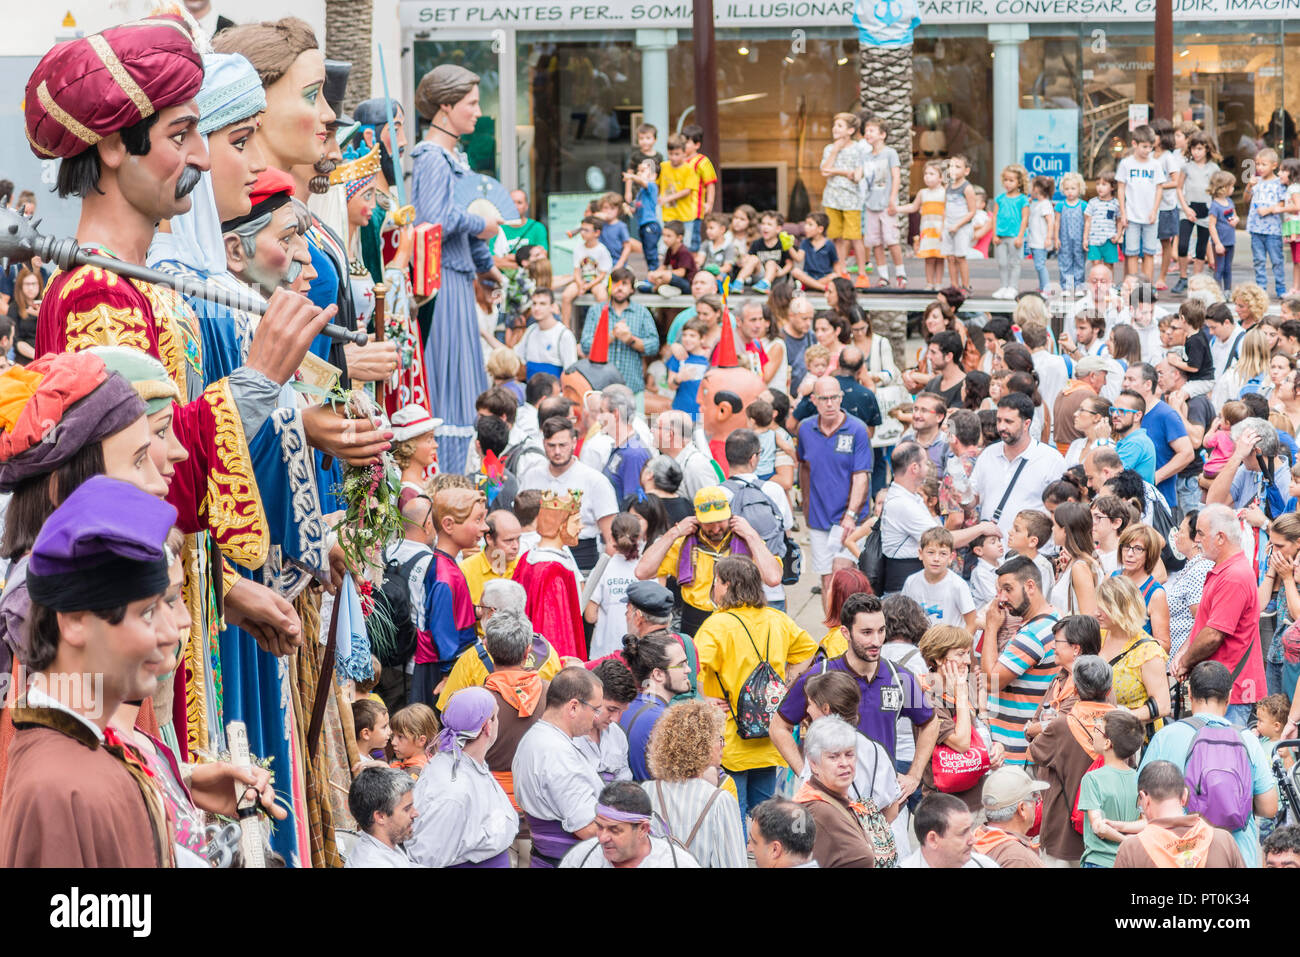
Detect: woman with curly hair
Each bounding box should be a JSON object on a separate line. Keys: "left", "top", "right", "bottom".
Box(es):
{"left": 643, "top": 700, "right": 746, "bottom": 868}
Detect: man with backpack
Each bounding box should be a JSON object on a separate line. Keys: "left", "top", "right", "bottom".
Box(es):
{"left": 722, "top": 429, "right": 797, "bottom": 612}
{"left": 374, "top": 493, "right": 439, "bottom": 712}
{"left": 1113, "top": 760, "right": 1246, "bottom": 868}
{"left": 771, "top": 593, "right": 937, "bottom": 803}
{"left": 1140, "top": 661, "right": 1278, "bottom": 867}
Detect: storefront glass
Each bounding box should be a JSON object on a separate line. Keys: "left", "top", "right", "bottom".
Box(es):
{"left": 911, "top": 29, "right": 994, "bottom": 196}
{"left": 516, "top": 31, "right": 642, "bottom": 202}
{"left": 1022, "top": 23, "right": 1289, "bottom": 213}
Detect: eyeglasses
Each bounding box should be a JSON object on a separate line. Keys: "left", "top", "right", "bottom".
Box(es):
{"left": 696, "top": 499, "right": 729, "bottom": 515}
{"left": 814, "top": 393, "right": 843, "bottom": 402}
{"left": 1122, "top": 543, "right": 1146, "bottom": 553}
{"left": 1108, "top": 406, "right": 1138, "bottom": 416}
{"left": 578, "top": 699, "right": 602, "bottom": 715}
{"left": 666, "top": 662, "right": 690, "bottom": 671}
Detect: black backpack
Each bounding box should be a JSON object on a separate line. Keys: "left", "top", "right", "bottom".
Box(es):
{"left": 502, "top": 439, "right": 541, "bottom": 476}
{"left": 723, "top": 477, "right": 802, "bottom": 586}
{"left": 367, "top": 551, "right": 430, "bottom": 668}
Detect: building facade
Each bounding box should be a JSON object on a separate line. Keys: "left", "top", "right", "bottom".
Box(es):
{"left": 398, "top": 0, "right": 1300, "bottom": 223}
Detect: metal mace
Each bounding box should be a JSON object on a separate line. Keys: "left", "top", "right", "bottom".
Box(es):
{"left": 0, "top": 208, "right": 368, "bottom": 346}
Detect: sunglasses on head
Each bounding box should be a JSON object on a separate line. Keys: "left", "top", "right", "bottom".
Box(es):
{"left": 696, "top": 500, "right": 729, "bottom": 515}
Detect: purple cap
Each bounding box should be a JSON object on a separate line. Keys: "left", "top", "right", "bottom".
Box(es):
{"left": 27, "top": 475, "right": 177, "bottom": 611}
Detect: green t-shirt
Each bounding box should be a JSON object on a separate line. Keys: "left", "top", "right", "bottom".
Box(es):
{"left": 1077, "top": 764, "right": 1139, "bottom": 867}
{"left": 501, "top": 218, "right": 549, "bottom": 254}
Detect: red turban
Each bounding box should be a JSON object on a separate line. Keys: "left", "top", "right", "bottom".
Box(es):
{"left": 25, "top": 14, "right": 203, "bottom": 159}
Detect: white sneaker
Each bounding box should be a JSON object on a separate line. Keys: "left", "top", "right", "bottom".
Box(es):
{"left": 990, "top": 287, "right": 1007, "bottom": 299}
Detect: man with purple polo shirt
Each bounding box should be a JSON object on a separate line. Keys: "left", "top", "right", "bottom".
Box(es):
{"left": 797, "top": 375, "right": 872, "bottom": 613}
{"left": 770, "top": 593, "right": 939, "bottom": 805}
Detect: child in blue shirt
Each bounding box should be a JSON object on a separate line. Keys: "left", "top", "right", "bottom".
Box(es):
{"left": 1208, "top": 170, "right": 1239, "bottom": 291}
{"left": 990, "top": 164, "right": 1030, "bottom": 298}
{"left": 624, "top": 157, "right": 662, "bottom": 270}
{"left": 1053, "top": 171, "right": 1088, "bottom": 294}
{"left": 667, "top": 317, "right": 712, "bottom": 414}
{"left": 790, "top": 211, "right": 839, "bottom": 291}
{"left": 595, "top": 192, "right": 631, "bottom": 271}
{"left": 1246, "top": 147, "right": 1287, "bottom": 297}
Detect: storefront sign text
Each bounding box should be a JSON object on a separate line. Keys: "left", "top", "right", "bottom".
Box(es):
{"left": 402, "top": 0, "right": 1300, "bottom": 24}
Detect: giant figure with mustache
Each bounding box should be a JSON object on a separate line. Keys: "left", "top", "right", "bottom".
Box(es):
{"left": 26, "top": 16, "right": 335, "bottom": 776}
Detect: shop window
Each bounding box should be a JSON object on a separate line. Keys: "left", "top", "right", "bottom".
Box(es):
{"left": 910, "top": 35, "right": 993, "bottom": 195}
{"left": 517, "top": 34, "right": 642, "bottom": 204}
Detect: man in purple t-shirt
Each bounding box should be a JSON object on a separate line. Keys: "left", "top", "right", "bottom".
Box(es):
{"left": 597, "top": 388, "right": 652, "bottom": 502}
{"left": 769, "top": 593, "right": 938, "bottom": 804}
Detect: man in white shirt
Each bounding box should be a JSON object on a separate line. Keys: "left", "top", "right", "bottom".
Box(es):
{"left": 900, "top": 793, "right": 999, "bottom": 868}
{"left": 574, "top": 659, "right": 635, "bottom": 783}
{"left": 1205, "top": 302, "right": 1245, "bottom": 380}
{"left": 657, "top": 409, "right": 719, "bottom": 500}
{"left": 519, "top": 417, "right": 618, "bottom": 573}
{"left": 512, "top": 667, "right": 606, "bottom": 867}
{"left": 345, "top": 767, "right": 421, "bottom": 868}
{"left": 748, "top": 798, "right": 820, "bottom": 868}
{"left": 1022, "top": 323, "right": 1068, "bottom": 426}
{"left": 881, "top": 441, "right": 1000, "bottom": 592}
{"left": 722, "top": 429, "right": 795, "bottom": 610}
{"left": 560, "top": 782, "right": 701, "bottom": 868}
{"left": 970, "top": 394, "right": 1066, "bottom": 535}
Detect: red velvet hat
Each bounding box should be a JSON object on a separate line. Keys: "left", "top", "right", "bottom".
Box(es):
{"left": 221, "top": 167, "right": 296, "bottom": 232}
{"left": 25, "top": 14, "right": 202, "bottom": 159}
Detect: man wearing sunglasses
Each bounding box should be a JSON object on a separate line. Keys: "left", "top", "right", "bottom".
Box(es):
{"left": 1107, "top": 390, "right": 1157, "bottom": 486}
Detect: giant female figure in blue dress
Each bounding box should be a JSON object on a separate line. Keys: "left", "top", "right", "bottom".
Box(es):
{"left": 411, "top": 64, "right": 505, "bottom": 475}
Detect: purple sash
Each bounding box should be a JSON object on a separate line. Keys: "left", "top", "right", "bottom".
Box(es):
{"left": 676, "top": 534, "right": 749, "bottom": 586}
{"left": 448, "top": 849, "right": 510, "bottom": 868}
{"left": 525, "top": 813, "right": 577, "bottom": 868}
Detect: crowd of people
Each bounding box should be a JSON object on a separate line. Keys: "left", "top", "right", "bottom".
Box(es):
{"left": 1, "top": 6, "right": 1300, "bottom": 874}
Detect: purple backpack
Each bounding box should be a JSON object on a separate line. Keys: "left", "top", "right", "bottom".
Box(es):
{"left": 1180, "top": 717, "right": 1253, "bottom": 831}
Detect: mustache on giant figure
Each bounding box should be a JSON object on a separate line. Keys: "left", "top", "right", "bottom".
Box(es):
{"left": 309, "top": 156, "right": 336, "bottom": 195}
{"left": 175, "top": 164, "right": 203, "bottom": 200}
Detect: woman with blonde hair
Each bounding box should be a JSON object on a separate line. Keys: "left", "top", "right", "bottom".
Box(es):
{"left": 1095, "top": 576, "right": 1170, "bottom": 732}
{"left": 486, "top": 346, "right": 524, "bottom": 404}
{"left": 643, "top": 699, "right": 746, "bottom": 868}
{"left": 1215, "top": 326, "right": 1272, "bottom": 404}
{"left": 1113, "top": 523, "right": 1171, "bottom": 652}
{"left": 916, "top": 625, "right": 1002, "bottom": 812}
{"left": 1231, "top": 282, "right": 1269, "bottom": 331}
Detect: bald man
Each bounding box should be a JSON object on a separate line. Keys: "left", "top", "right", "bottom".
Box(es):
{"left": 460, "top": 510, "right": 524, "bottom": 605}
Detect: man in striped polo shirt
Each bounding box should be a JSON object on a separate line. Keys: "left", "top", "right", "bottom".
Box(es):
{"left": 981, "top": 556, "right": 1061, "bottom": 767}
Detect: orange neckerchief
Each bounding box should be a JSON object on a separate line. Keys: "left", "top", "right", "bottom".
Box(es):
{"left": 485, "top": 668, "right": 543, "bottom": 717}
{"left": 1046, "top": 674, "right": 1077, "bottom": 711}
{"left": 1136, "top": 816, "right": 1217, "bottom": 868}
{"left": 1066, "top": 701, "right": 1115, "bottom": 759}
{"left": 793, "top": 780, "right": 869, "bottom": 819}
{"left": 972, "top": 825, "right": 1024, "bottom": 857}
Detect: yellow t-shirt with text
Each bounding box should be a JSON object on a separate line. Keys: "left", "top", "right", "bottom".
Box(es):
{"left": 694, "top": 605, "right": 817, "bottom": 771}
{"left": 658, "top": 159, "right": 701, "bottom": 223}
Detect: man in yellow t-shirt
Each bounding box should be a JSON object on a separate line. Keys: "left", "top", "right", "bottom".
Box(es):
{"left": 658, "top": 134, "right": 701, "bottom": 226}
{"left": 633, "top": 485, "right": 784, "bottom": 637}
{"left": 458, "top": 510, "right": 523, "bottom": 606}
{"left": 437, "top": 578, "right": 562, "bottom": 711}
{"left": 692, "top": 556, "right": 817, "bottom": 822}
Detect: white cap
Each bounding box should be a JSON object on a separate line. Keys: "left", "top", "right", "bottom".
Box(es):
{"left": 391, "top": 405, "right": 441, "bottom": 442}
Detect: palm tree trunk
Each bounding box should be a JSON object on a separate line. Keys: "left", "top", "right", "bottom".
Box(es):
{"left": 859, "top": 42, "right": 915, "bottom": 368}
{"left": 325, "top": 0, "right": 375, "bottom": 111}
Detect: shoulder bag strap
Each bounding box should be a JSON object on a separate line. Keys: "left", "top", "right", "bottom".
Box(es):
{"left": 1228, "top": 631, "right": 1257, "bottom": 684}
{"left": 991, "top": 455, "right": 1031, "bottom": 523}
{"left": 685, "top": 787, "right": 725, "bottom": 849}
{"left": 625, "top": 699, "right": 658, "bottom": 738}
{"left": 1107, "top": 637, "right": 1155, "bottom": 668}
